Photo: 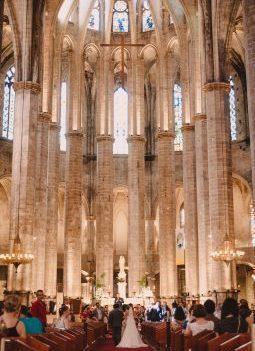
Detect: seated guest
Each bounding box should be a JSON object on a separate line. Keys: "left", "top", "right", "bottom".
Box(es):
{"left": 217, "top": 297, "right": 248, "bottom": 334}
{"left": 185, "top": 304, "right": 214, "bottom": 336}
{"left": 172, "top": 306, "right": 187, "bottom": 330}
{"left": 54, "top": 305, "right": 71, "bottom": 330}
{"left": 2, "top": 295, "right": 26, "bottom": 337}
{"left": 204, "top": 299, "right": 220, "bottom": 330}
{"left": 19, "top": 305, "right": 43, "bottom": 335}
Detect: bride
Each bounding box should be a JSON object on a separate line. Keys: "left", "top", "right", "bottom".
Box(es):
{"left": 117, "top": 304, "right": 147, "bottom": 349}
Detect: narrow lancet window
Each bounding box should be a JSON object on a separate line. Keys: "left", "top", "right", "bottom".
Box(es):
{"left": 173, "top": 83, "right": 183, "bottom": 151}
{"left": 2, "top": 66, "right": 15, "bottom": 140}
{"left": 229, "top": 76, "right": 237, "bottom": 141}
{"left": 142, "top": 0, "right": 155, "bottom": 32}
{"left": 112, "top": 0, "right": 129, "bottom": 32}
{"left": 113, "top": 87, "right": 128, "bottom": 154}
{"left": 88, "top": 0, "right": 100, "bottom": 30}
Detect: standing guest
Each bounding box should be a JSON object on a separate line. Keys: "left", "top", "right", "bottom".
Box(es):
{"left": 108, "top": 303, "right": 124, "bottom": 346}
{"left": 115, "top": 293, "right": 124, "bottom": 307}
{"left": 171, "top": 302, "right": 178, "bottom": 316}
{"left": 204, "top": 299, "right": 220, "bottom": 330}
{"left": 31, "top": 289, "right": 47, "bottom": 330}
{"left": 19, "top": 305, "right": 43, "bottom": 335}
{"left": 185, "top": 304, "right": 214, "bottom": 336}
{"left": 239, "top": 299, "right": 252, "bottom": 323}
{"left": 2, "top": 295, "right": 26, "bottom": 337}
{"left": 80, "top": 304, "right": 92, "bottom": 322}
{"left": 217, "top": 298, "right": 248, "bottom": 334}
{"left": 104, "top": 305, "right": 109, "bottom": 323}
{"left": 54, "top": 305, "right": 71, "bottom": 330}
{"left": 162, "top": 301, "right": 171, "bottom": 321}
{"left": 93, "top": 302, "right": 105, "bottom": 322}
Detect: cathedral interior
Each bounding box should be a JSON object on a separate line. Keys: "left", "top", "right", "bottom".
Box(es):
{"left": 0, "top": 0, "right": 255, "bottom": 304}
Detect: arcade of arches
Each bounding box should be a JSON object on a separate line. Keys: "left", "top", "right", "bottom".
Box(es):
{"left": 0, "top": 0, "right": 255, "bottom": 305}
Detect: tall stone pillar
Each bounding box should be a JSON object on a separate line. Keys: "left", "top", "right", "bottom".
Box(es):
{"left": 182, "top": 124, "right": 199, "bottom": 296}
{"left": 128, "top": 136, "right": 146, "bottom": 296}
{"left": 243, "top": 0, "right": 255, "bottom": 203}
{"left": 64, "top": 131, "right": 83, "bottom": 298}
{"left": 96, "top": 136, "right": 114, "bottom": 294}
{"left": 157, "top": 131, "right": 177, "bottom": 297}
{"left": 0, "top": 0, "right": 4, "bottom": 65}
{"left": 8, "top": 81, "right": 41, "bottom": 291}
{"left": 146, "top": 218, "right": 156, "bottom": 274}
{"left": 32, "top": 112, "right": 50, "bottom": 291}
{"left": 204, "top": 82, "right": 234, "bottom": 290}
{"left": 44, "top": 122, "right": 60, "bottom": 297}
{"left": 194, "top": 114, "right": 211, "bottom": 294}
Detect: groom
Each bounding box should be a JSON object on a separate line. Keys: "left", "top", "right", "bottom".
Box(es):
{"left": 108, "top": 303, "right": 124, "bottom": 346}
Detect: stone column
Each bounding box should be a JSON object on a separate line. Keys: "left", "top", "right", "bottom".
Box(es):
{"left": 44, "top": 122, "right": 60, "bottom": 297}
{"left": 204, "top": 82, "right": 234, "bottom": 290}
{"left": 243, "top": 1, "right": 255, "bottom": 203}
{"left": 146, "top": 218, "right": 156, "bottom": 274}
{"left": 86, "top": 216, "right": 95, "bottom": 262}
{"left": 182, "top": 124, "right": 199, "bottom": 296}
{"left": 32, "top": 112, "right": 50, "bottom": 291}
{"left": 96, "top": 136, "right": 114, "bottom": 294}
{"left": 8, "top": 81, "right": 41, "bottom": 291}
{"left": 194, "top": 114, "right": 211, "bottom": 294}
{"left": 157, "top": 131, "right": 177, "bottom": 297}
{"left": 64, "top": 131, "right": 83, "bottom": 298}
{"left": 0, "top": 0, "right": 4, "bottom": 65}
{"left": 128, "top": 136, "right": 146, "bottom": 296}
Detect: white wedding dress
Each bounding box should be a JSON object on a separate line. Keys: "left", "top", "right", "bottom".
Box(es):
{"left": 117, "top": 309, "right": 147, "bottom": 349}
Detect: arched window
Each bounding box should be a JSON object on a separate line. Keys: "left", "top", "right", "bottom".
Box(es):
{"left": 173, "top": 83, "right": 183, "bottom": 151}
{"left": 60, "top": 81, "right": 67, "bottom": 151}
{"left": 142, "top": 0, "right": 155, "bottom": 32}
{"left": 113, "top": 87, "right": 128, "bottom": 154}
{"left": 2, "top": 66, "right": 15, "bottom": 139}
{"left": 112, "top": 0, "right": 129, "bottom": 32}
{"left": 88, "top": 0, "right": 100, "bottom": 30}
{"left": 229, "top": 75, "right": 237, "bottom": 141}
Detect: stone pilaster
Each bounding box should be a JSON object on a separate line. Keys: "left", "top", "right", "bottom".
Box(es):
{"left": 128, "top": 136, "right": 146, "bottom": 296}
{"left": 145, "top": 218, "right": 156, "bottom": 274}
{"left": 194, "top": 114, "right": 211, "bottom": 294}
{"left": 96, "top": 136, "right": 114, "bottom": 294}
{"left": 204, "top": 82, "right": 234, "bottom": 290}
{"left": 86, "top": 216, "right": 96, "bottom": 263}
{"left": 44, "top": 122, "right": 60, "bottom": 297}
{"left": 64, "top": 130, "right": 83, "bottom": 298}
{"left": 182, "top": 124, "right": 199, "bottom": 296}
{"left": 32, "top": 112, "right": 51, "bottom": 291}
{"left": 243, "top": 0, "right": 255, "bottom": 203}
{"left": 157, "top": 131, "right": 177, "bottom": 297}
{"left": 0, "top": 0, "right": 4, "bottom": 65}
{"left": 8, "top": 81, "right": 41, "bottom": 291}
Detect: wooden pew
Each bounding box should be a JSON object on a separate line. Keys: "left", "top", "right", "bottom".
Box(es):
{"left": 184, "top": 330, "right": 213, "bottom": 351}
{"left": 86, "top": 321, "right": 107, "bottom": 347}
{"left": 1, "top": 338, "right": 37, "bottom": 351}
{"left": 234, "top": 342, "right": 252, "bottom": 351}
{"left": 196, "top": 331, "right": 216, "bottom": 351}
{"left": 219, "top": 334, "right": 251, "bottom": 351}
{"left": 171, "top": 329, "right": 184, "bottom": 351}
{"left": 207, "top": 333, "right": 235, "bottom": 351}
{"left": 141, "top": 322, "right": 166, "bottom": 350}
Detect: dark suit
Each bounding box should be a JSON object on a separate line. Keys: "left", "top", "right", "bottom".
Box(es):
{"left": 108, "top": 308, "right": 124, "bottom": 346}
{"left": 114, "top": 297, "right": 124, "bottom": 307}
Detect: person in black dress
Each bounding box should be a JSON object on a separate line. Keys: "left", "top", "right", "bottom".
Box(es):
{"left": 2, "top": 295, "right": 26, "bottom": 337}
{"left": 108, "top": 303, "right": 124, "bottom": 346}
{"left": 217, "top": 297, "right": 248, "bottom": 334}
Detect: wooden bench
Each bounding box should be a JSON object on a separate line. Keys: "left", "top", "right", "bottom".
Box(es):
{"left": 234, "top": 342, "right": 252, "bottom": 351}
{"left": 218, "top": 334, "right": 251, "bottom": 351}
{"left": 86, "top": 321, "right": 107, "bottom": 347}
{"left": 207, "top": 333, "right": 235, "bottom": 351}
{"left": 141, "top": 322, "right": 166, "bottom": 350}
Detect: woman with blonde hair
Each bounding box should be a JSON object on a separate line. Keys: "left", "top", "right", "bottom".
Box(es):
{"left": 2, "top": 295, "right": 26, "bottom": 337}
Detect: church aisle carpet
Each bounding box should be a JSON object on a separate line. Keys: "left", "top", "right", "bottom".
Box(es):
{"left": 90, "top": 336, "right": 153, "bottom": 351}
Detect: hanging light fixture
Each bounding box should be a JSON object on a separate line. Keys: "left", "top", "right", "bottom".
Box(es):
{"left": 0, "top": 234, "right": 33, "bottom": 272}
{"left": 0, "top": 80, "right": 34, "bottom": 278}
{"left": 211, "top": 238, "right": 244, "bottom": 265}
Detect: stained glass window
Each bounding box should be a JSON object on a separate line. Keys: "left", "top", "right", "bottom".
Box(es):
{"left": 2, "top": 66, "right": 15, "bottom": 140}
{"left": 173, "top": 83, "right": 183, "bottom": 151}
{"left": 60, "top": 81, "right": 67, "bottom": 151}
{"left": 112, "top": 0, "right": 129, "bottom": 32}
{"left": 142, "top": 0, "right": 155, "bottom": 32}
{"left": 113, "top": 87, "right": 128, "bottom": 154}
{"left": 229, "top": 76, "right": 237, "bottom": 141}
{"left": 88, "top": 0, "right": 100, "bottom": 30}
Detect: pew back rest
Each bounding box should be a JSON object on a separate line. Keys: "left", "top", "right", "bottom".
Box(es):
{"left": 1, "top": 338, "right": 37, "bottom": 351}
{"left": 234, "top": 341, "right": 252, "bottom": 351}
{"left": 219, "top": 334, "right": 251, "bottom": 351}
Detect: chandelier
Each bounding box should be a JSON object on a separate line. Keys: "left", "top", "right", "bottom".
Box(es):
{"left": 0, "top": 234, "right": 34, "bottom": 272}
{"left": 211, "top": 238, "right": 244, "bottom": 265}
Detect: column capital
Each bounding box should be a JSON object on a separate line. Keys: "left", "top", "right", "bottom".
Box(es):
{"left": 96, "top": 135, "right": 114, "bottom": 143}
{"left": 87, "top": 215, "right": 95, "bottom": 221}
{"left": 203, "top": 82, "right": 230, "bottom": 93}
{"left": 194, "top": 113, "right": 207, "bottom": 122}
{"left": 181, "top": 124, "right": 195, "bottom": 132}
{"left": 157, "top": 131, "right": 175, "bottom": 140}
{"left": 13, "top": 81, "right": 41, "bottom": 94}
{"left": 49, "top": 122, "right": 61, "bottom": 131}
{"left": 127, "top": 135, "right": 145, "bottom": 143}
{"left": 66, "top": 130, "right": 84, "bottom": 138}
{"left": 38, "top": 112, "right": 51, "bottom": 123}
